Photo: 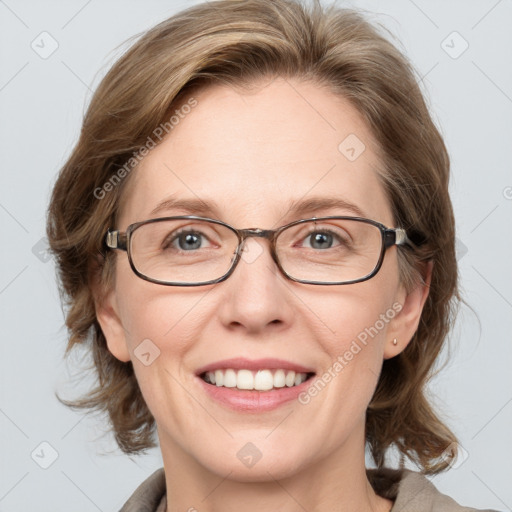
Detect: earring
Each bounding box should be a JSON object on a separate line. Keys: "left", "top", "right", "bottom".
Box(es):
{"left": 392, "top": 338, "right": 398, "bottom": 346}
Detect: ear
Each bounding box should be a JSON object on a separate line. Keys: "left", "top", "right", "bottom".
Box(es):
{"left": 92, "top": 269, "right": 131, "bottom": 363}
{"left": 383, "top": 260, "right": 433, "bottom": 359}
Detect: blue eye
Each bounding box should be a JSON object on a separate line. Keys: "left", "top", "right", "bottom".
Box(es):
{"left": 163, "top": 229, "right": 210, "bottom": 251}
{"left": 176, "top": 231, "right": 204, "bottom": 251}
{"left": 307, "top": 232, "right": 334, "bottom": 249}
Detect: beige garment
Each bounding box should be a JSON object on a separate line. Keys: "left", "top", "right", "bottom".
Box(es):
{"left": 120, "top": 467, "right": 500, "bottom": 512}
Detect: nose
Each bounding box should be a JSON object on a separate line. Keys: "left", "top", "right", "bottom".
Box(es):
{"left": 216, "top": 237, "right": 295, "bottom": 334}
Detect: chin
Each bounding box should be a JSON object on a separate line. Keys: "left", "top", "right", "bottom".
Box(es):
{"left": 196, "top": 437, "right": 308, "bottom": 482}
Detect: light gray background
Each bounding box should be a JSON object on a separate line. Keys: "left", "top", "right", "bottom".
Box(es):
{"left": 1, "top": 0, "right": 511, "bottom": 510}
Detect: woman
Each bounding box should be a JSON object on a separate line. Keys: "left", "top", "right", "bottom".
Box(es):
{"left": 46, "top": 0, "right": 500, "bottom": 510}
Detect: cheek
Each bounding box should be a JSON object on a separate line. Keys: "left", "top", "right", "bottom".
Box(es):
{"left": 298, "top": 276, "right": 397, "bottom": 357}
{"left": 114, "top": 259, "right": 204, "bottom": 348}
{"left": 309, "top": 263, "right": 401, "bottom": 402}
{"left": 113, "top": 273, "right": 208, "bottom": 432}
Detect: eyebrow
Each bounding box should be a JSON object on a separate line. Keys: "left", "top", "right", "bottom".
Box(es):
{"left": 149, "top": 195, "right": 367, "bottom": 220}
{"left": 286, "top": 196, "right": 367, "bottom": 219}
{"left": 150, "top": 196, "right": 221, "bottom": 217}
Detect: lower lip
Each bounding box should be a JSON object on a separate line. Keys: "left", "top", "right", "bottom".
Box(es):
{"left": 196, "top": 375, "right": 315, "bottom": 412}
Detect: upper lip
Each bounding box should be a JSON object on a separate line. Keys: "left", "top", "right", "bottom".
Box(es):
{"left": 195, "top": 357, "right": 316, "bottom": 376}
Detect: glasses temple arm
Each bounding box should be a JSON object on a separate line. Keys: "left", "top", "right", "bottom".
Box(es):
{"left": 106, "top": 230, "right": 128, "bottom": 251}
{"left": 384, "top": 228, "right": 417, "bottom": 249}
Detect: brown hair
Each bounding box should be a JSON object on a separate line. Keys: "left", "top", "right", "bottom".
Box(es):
{"left": 47, "top": 0, "right": 460, "bottom": 472}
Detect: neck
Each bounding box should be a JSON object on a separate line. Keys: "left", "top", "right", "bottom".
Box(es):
{"left": 158, "top": 425, "right": 394, "bottom": 512}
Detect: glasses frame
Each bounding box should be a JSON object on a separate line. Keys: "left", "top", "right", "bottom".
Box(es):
{"left": 105, "top": 215, "right": 412, "bottom": 286}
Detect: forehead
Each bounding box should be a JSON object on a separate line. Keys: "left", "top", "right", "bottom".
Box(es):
{"left": 118, "top": 77, "right": 392, "bottom": 229}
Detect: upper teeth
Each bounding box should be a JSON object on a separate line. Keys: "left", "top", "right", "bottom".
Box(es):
{"left": 203, "top": 369, "right": 309, "bottom": 391}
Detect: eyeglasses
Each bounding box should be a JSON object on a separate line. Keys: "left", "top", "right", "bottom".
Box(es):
{"left": 105, "top": 215, "right": 413, "bottom": 286}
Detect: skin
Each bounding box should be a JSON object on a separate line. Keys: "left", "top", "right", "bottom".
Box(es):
{"left": 96, "top": 76, "right": 431, "bottom": 512}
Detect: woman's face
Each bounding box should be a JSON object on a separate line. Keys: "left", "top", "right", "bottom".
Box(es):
{"left": 98, "top": 77, "right": 427, "bottom": 481}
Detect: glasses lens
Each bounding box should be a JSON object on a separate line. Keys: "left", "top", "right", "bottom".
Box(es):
{"left": 276, "top": 218, "right": 383, "bottom": 283}
{"left": 130, "top": 219, "right": 238, "bottom": 284}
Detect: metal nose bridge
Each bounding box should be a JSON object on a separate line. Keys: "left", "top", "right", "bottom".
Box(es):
{"left": 238, "top": 228, "right": 276, "bottom": 240}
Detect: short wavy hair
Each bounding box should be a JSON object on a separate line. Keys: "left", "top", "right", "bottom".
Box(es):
{"left": 47, "top": 0, "right": 460, "bottom": 472}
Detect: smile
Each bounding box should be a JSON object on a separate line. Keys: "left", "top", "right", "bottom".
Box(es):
{"left": 195, "top": 358, "right": 317, "bottom": 411}
{"left": 201, "top": 369, "right": 314, "bottom": 391}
